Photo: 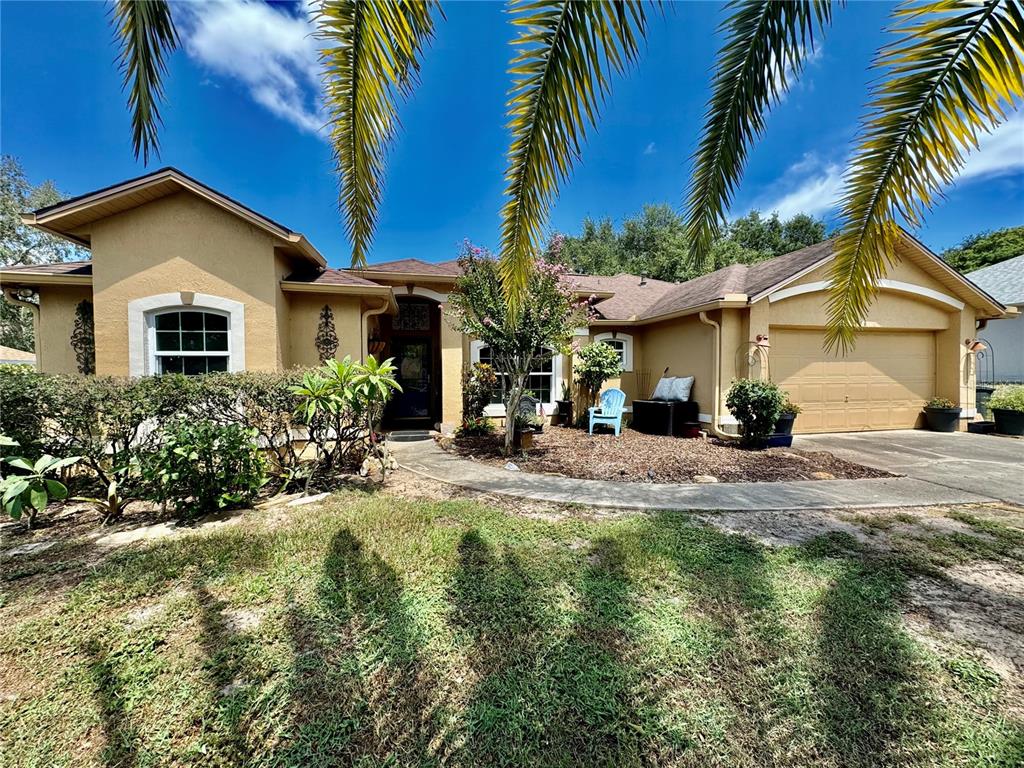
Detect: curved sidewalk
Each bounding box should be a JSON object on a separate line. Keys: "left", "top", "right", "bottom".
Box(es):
{"left": 392, "top": 440, "right": 993, "bottom": 512}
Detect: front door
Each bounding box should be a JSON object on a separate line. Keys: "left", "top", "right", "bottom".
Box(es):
{"left": 386, "top": 337, "right": 435, "bottom": 428}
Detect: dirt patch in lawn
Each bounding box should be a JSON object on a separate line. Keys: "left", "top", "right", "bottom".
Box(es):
{"left": 452, "top": 427, "right": 892, "bottom": 483}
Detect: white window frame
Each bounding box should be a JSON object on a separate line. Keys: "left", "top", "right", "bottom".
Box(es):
{"left": 594, "top": 331, "right": 633, "bottom": 372}
{"left": 469, "top": 339, "right": 563, "bottom": 417}
{"left": 148, "top": 307, "right": 232, "bottom": 375}
{"left": 128, "top": 292, "right": 245, "bottom": 376}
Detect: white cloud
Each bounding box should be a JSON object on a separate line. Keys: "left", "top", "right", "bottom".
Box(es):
{"left": 956, "top": 113, "right": 1024, "bottom": 183}
{"left": 179, "top": 0, "right": 325, "bottom": 136}
{"left": 643, "top": 141, "right": 656, "bottom": 155}
{"left": 757, "top": 153, "right": 845, "bottom": 219}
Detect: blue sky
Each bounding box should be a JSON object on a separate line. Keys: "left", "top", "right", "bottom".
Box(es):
{"left": 2, "top": 0, "right": 1022, "bottom": 269}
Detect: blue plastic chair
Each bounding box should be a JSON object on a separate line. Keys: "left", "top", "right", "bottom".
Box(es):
{"left": 589, "top": 388, "right": 626, "bottom": 436}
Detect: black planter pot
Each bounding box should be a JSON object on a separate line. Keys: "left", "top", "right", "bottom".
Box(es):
{"left": 923, "top": 406, "right": 960, "bottom": 433}
{"left": 967, "top": 421, "right": 996, "bottom": 435}
{"left": 992, "top": 408, "right": 1024, "bottom": 436}
{"left": 767, "top": 433, "right": 793, "bottom": 448}
{"left": 555, "top": 400, "right": 574, "bottom": 427}
{"left": 976, "top": 384, "right": 995, "bottom": 420}
{"left": 774, "top": 412, "right": 797, "bottom": 436}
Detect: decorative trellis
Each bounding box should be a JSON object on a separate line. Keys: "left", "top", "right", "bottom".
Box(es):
{"left": 315, "top": 304, "right": 339, "bottom": 363}
{"left": 70, "top": 299, "right": 95, "bottom": 375}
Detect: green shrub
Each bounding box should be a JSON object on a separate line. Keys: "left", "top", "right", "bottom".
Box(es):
{"left": 456, "top": 416, "right": 495, "bottom": 437}
{"left": 925, "top": 397, "right": 957, "bottom": 409}
{"left": 0, "top": 435, "right": 80, "bottom": 528}
{"left": 462, "top": 362, "right": 497, "bottom": 421}
{"left": 725, "top": 378, "right": 784, "bottom": 447}
{"left": 989, "top": 384, "right": 1024, "bottom": 413}
{"left": 574, "top": 341, "right": 623, "bottom": 407}
{"left": 143, "top": 420, "right": 266, "bottom": 520}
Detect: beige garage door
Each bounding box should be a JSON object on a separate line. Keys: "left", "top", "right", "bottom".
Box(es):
{"left": 771, "top": 328, "right": 935, "bottom": 433}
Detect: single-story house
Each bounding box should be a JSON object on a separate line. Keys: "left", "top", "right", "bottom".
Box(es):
{"left": 967, "top": 254, "right": 1024, "bottom": 383}
{"left": 0, "top": 168, "right": 1009, "bottom": 434}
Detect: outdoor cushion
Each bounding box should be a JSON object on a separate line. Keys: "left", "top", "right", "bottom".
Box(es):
{"left": 669, "top": 376, "right": 694, "bottom": 402}
{"left": 651, "top": 377, "right": 676, "bottom": 400}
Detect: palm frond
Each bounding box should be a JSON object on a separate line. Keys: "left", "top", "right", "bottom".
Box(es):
{"left": 317, "top": 0, "right": 438, "bottom": 269}
{"left": 499, "top": 0, "right": 649, "bottom": 314}
{"left": 112, "top": 0, "right": 179, "bottom": 165}
{"left": 685, "top": 0, "right": 833, "bottom": 266}
{"left": 827, "top": 0, "right": 1024, "bottom": 351}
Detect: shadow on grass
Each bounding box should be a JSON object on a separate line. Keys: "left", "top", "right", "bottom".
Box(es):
{"left": 271, "top": 527, "right": 447, "bottom": 767}
{"left": 84, "top": 638, "right": 141, "bottom": 768}
{"left": 450, "top": 529, "right": 650, "bottom": 765}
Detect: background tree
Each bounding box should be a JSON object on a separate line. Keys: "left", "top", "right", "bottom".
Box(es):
{"left": 0, "top": 156, "right": 88, "bottom": 351}
{"left": 314, "top": 305, "right": 339, "bottom": 363}
{"left": 942, "top": 225, "right": 1024, "bottom": 273}
{"left": 446, "top": 242, "right": 585, "bottom": 454}
{"left": 546, "top": 206, "right": 827, "bottom": 281}
{"left": 70, "top": 300, "right": 96, "bottom": 375}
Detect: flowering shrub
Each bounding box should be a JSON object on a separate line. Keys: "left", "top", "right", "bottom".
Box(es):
{"left": 446, "top": 241, "right": 587, "bottom": 453}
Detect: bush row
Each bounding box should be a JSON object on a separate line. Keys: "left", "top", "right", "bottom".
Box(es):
{"left": 0, "top": 368, "right": 375, "bottom": 521}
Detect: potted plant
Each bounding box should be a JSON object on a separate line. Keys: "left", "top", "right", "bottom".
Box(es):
{"left": 512, "top": 411, "right": 542, "bottom": 450}
{"left": 555, "top": 382, "right": 574, "bottom": 427}
{"left": 922, "top": 396, "right": 960, "bottom": 432}
{"left": 774, "top": 396, "right": 801, "bottom": 436}
{"left": 989, "top": 384, "right": 1024, "bottom": 436}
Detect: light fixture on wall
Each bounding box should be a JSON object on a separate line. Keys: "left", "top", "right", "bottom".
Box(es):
{"left": 964, "top": 338, "right": 987, "bottom": 353}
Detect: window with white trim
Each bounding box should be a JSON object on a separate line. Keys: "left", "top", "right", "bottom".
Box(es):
{"left": 594, "top": 331, "right": 633, "bottom": 372}
{"left": 150, "top": 309, "right": 230, "bottom": 375}
{"left": 471, "top": 343, "right": 562, "bottom": 413}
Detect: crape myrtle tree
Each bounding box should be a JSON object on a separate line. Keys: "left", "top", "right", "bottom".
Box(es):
{"left": 446, "top": 241, "right": 587, "bottom": 455}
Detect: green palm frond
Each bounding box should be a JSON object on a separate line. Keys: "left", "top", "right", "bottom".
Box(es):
{"left": 827, "top": 0, "right": 1024, "bottom": 351}
{"left": 317, "top": 0, "right": 438, "bottom": 269}
{"left": 685, "top": 0, "right": 833, "bottom": 267}
{"left": 500, "top": 0, "right": 649, "bottom": 314}
{"left": 112, "top": 0, "right": 179, "bottom": 165}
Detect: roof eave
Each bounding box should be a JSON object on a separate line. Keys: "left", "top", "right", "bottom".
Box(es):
{"left": 0, "top": 271, "right": 93, "bottom": 288}
{"left": 592, "top": 295, "right": 750, "bottom": 326}
{"left": 279, "top": 280, "right": 398, "bottom": 312}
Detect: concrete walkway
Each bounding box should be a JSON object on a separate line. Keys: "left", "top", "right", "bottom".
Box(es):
{"left": 391, "top": 439, "right": 996, "bottom": 512}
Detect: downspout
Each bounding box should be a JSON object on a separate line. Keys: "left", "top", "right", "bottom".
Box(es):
{"left": 699, "top": 311, "right": 735, "bottom": 440}
{"left": 3, "top": 288, "right": 40, "bottom": 363}
{"left": 360, "top": 299, "right": 389, "bottom": 360}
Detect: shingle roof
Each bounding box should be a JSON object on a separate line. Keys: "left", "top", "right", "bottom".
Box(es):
{"left": 1, "top": 260, "right": 93, "bottom": 276}
{"left": 358, "top": 258, "right": 461, "bottom": 276}
{"left": 284, "top": 267, "right": 385, "bottom": 287}
{"left": 570, "top": 273, "right": 677, "bottom": 320}
{"left": 967, "top": 254, "right": 1024, "bottom": 305}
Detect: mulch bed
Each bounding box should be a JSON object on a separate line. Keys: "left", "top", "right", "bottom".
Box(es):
{"left": 451, "top": 427, "right": 894, "bottom": 484}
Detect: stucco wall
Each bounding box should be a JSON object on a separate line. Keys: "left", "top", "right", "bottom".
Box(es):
{"left": 35, "top": 285, "right": 92, "bottom": 374}
{"left": 86, "top": 192, "right": 285, "bottom": 375}
{"left": 637, "top": 314, "right": 714, "bottom": 415}
{"left": 286, "top": 294, "right": 364, "bottom": 369}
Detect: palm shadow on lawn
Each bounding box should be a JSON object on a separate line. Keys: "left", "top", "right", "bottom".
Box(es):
{"left": 271, "top": 527, "right": 449, "bottom": 767}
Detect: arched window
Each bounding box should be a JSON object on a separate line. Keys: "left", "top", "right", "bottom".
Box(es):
{"left": 594, "top": 331, "right": 633, "bottom": 372}
{"left": 470, "top": 342, "right": 563, "bottom": 415}
{"left": 149, "top": 309, "right": 230, "bottom": 375}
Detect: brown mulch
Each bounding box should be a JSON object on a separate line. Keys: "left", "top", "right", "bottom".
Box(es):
{"left": 451, "top": 427, "right": 895, "bottom": 484}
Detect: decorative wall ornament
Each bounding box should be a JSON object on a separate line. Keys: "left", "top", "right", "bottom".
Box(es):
{"left": 315, "top": 304, "right": 339, "bottom": 362}
{"left": 70, "top": 299, "right": 96, "bottom": 374}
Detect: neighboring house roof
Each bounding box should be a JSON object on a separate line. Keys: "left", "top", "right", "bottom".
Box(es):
{"left": 1, "top": 260, "right": 93, "bottom": 276}
{"left": 21, "top": 167, "right": 326, "bottom": 267}
{"left": 0, "top": 345, "right": 35, "bottom": 365}
{"left": 967, "top": 254, "right": 1024, "bottom": 306}
{"left": 285, "top": 267, "right": 386, "bottom": 287}
{"left": 0, "top": 259, "right": 93, "bottom": 287}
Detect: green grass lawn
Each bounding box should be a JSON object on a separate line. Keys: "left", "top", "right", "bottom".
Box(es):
{"left": 1, "top": 491, "right": 1022, "bottom": 767}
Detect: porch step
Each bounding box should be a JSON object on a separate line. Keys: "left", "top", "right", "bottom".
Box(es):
{"left": 388, "top": 430, "right": 434, "bottom": 443}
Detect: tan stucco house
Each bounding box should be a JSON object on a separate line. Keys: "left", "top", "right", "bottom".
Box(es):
{"left": 1, "top": 168, "right": 1009, "bottom": 434}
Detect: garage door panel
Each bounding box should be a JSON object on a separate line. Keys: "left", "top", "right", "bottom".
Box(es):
{"left": 772, "top": 328, "right": 935, "bottom": 433}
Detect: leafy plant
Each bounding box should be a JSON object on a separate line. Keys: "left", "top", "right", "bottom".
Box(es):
{"left": 780, "top": 396, "right": 802, "bottom": 416}
{"left": 574, "top": 341, "right": 623, "bottom": 408}
{"left": 725, "top": 379, "right": 785, "bottom": 448}
{"left": 462, "top": 363, "right": 498, "bottom": 421}
{"left": 456, "top": 416, "right": 495, "bottom": 437}
{"left": 989, "top": 385, "right": 1024, "bottom": 413}
{"left": 142, "top": 420, "right": 265, "bottom": 520}
{"left": 351, "top": 355, "right": 403, "bottom": 481}
{"left": 925, "top": 397, "right": 957, "bottom": 410}
{"left": 0, "top": 436, "right": 80, "bottom": 528}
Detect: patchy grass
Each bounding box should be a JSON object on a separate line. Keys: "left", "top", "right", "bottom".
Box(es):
{"left": 2, "top": 493, "right": 1022, "bottom": 767}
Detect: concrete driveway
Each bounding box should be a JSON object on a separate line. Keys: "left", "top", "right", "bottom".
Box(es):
{"left": 794, "top": 430, "right": 1024, "bottom": 505}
